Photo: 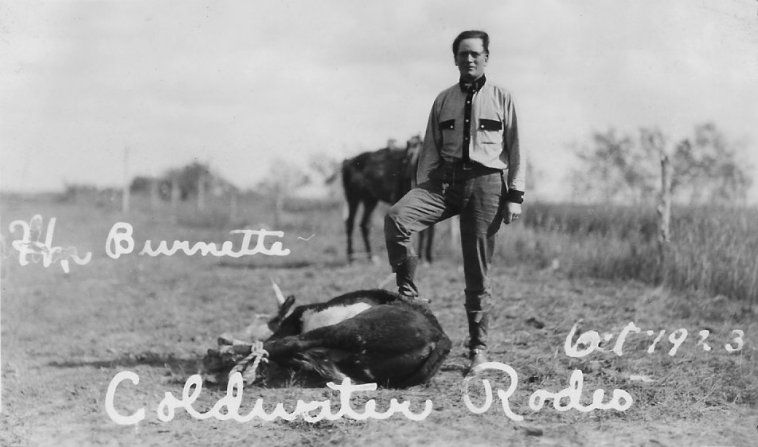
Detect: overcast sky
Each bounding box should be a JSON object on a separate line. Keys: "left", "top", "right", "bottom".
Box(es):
{"left": 2, "top": 0, "right": 757, "bottom": 201}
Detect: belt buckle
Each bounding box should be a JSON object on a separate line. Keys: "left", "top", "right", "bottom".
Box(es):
{"left": 462, "top": 163, "right": 472, "bottom": 171}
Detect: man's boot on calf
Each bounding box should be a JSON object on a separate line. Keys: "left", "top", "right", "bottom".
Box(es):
{"left": 394, "top": 256, "right": 429, "bottom": 303}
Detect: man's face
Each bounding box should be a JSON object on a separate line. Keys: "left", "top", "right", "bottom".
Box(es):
{"left": 455, "top": 38, "right": 488, "bottom": 82}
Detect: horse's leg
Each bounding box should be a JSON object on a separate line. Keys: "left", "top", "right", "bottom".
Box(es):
{"left": 416, "top": 232, "right": 424, "bottom": 264}
{"left": 345, "top": 199, "right": 359, "bottom": 263}
{"left": 415, "top": 225, "right": 435, "bottom": 265}
{"left": 424, "top": 224, "right": 435, "bottom": 264}
{"left": 360, "top": 198, "right": 378, "bottom": 262}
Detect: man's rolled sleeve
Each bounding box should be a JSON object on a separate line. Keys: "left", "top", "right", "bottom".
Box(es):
{"left": 503, "top": 96, "right": 525, "bottom": 202}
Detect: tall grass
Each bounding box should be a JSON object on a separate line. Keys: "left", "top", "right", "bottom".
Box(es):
{"left": 666, "top": 207, "right": 758, "bottom": 303}
{"left": 13, "top": 187, "right": 754, "bottom": 303}
{"left": 123, "top": 192, "right": 758, "bottom": 303}
{"left": 503, "top": 202, "right": 758, "bottom": 303}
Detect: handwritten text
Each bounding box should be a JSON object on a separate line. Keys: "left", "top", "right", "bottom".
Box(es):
{"left": 564, "top": 322, "right": 745, "bottom": 357}
{"left": 105, "top": 222, "right": 290, "bottom": 259}
{"left": 105, "top": 371, "right": 432, "bottom": 425}
{"left": 8, "top": 215, "right": 92, "bottom": 273}
{"left": 462, "top": 362, "right": 633, "bottom": 421}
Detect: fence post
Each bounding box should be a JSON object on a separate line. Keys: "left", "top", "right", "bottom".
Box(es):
{"left": 122, "top": 147, "right": 130, "bottom": 214}
{"left": 229, "top": 189, "right": 238, "bottom": 222}
{"left": 170, "top": 176, "right": 180, "bottom": 221}
{"left": 657, "top": 151, "right": 672, "bottom": 280}
{"left": 150, "top": 177, "right": 160, "bottom": 211}
{"left": 197, "top": 172, "right": 206, "bottom": 212}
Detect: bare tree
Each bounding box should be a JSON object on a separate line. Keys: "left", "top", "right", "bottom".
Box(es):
{"left": 571, "top": 128, "right": 656, "bottom": 203}
{"left": 162, "top": 161, "right": 212, "bottom": 201}
{"left": 307, "top": 152, "right": 342, "bottom": 195}
{"left": 641, "top": 128, "right": 672, "bottom": 278}
{"left": 571, "top": 123, "right": 753, "bottom": 206}
{"left": 670, "top": 123, "right": 753, "bottom": 205}
{"left": 256, "top": 159, "right": 309, "bottom": 227}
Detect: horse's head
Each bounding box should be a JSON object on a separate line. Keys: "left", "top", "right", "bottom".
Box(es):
{"left": 406, "top": 134, "right": 422, "bottom": 150}
{"left": 403, "top": 135, "right": 423, "bottom": 163}
{"left": 401, "top": 135, "right": 424, "bottom": 186}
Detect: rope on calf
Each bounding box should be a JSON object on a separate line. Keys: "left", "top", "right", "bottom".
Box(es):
{"left": 229, "top": 341, "right": 269, "bottom": 385}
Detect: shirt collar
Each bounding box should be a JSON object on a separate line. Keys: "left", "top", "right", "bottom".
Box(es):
{"left": 459, "top": 74, "right": 486, "bottom": 93}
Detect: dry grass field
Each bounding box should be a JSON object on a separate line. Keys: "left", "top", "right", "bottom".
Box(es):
{"left": 1, "top": 193, "right": 756, "bottom": 446}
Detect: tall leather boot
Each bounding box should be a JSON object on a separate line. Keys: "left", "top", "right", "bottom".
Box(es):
{"left": 466, "top": 309, "right": 489, "bottom": 373}
{"left": 394, "top": 256, "right": 420, "bottom": 300}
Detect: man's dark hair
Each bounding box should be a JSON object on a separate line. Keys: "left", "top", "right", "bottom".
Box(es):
{"left": 452, "top": 30, "right": 490, "bottom": 55}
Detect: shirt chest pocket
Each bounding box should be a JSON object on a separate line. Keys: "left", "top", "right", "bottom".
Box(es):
{"left": 438, "top": 119, "right": 455, "bottom": 131}
{"left": 477, "top": 118, "right": 503, "bottom": 145}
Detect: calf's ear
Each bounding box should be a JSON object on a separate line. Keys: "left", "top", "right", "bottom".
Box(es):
{"left": 280, "top": 295, "right": 296, "bottom": 316}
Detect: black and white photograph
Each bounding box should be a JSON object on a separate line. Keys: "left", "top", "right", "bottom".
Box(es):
{"left": 1, "top": 0, "right": 757, "bottom": 445}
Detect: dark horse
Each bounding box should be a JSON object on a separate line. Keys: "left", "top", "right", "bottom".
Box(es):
{"left": 341, "top": 136, "right": 435, "bottom": 263}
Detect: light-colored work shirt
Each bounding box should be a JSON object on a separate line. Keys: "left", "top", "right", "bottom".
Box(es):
{"left": 417, "top": 75, "right": 525, "bottom": 200}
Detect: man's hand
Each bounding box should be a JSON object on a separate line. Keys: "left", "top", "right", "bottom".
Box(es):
{"left": 503, "top": 202, "right": 522, "bottom": 224}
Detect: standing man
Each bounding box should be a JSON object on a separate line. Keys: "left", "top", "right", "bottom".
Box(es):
{"left": 384, "top": 30, "right": 525, "bottom": 371}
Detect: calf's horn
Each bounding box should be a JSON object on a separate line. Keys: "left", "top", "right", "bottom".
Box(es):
{"left": 271, "top": 279, "right": 286, "bottom": 306}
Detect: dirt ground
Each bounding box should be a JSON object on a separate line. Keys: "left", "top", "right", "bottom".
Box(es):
{"left": 1, "top": 198, "right": 756, "bottom": 446}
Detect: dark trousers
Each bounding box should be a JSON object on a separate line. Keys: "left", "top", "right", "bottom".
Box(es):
{"left": 384, "top": 162, "right": 506, "bottom": 313}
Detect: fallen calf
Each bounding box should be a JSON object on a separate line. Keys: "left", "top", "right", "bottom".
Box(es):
{"left": 203, "top": 289, "right": 451, "bottom": 388}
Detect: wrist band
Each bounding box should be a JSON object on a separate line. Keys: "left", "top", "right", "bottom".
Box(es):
{"left": 505, "top": 189, "right": 524, "bottom": 204}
